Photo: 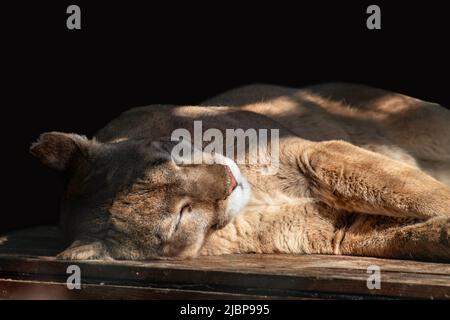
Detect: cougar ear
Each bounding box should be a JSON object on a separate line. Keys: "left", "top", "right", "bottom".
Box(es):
{"left": 30, "top": 132, "right": 92, "bottom": 171}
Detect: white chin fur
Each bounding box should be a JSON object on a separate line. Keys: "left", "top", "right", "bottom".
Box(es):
{"left": 226, "top": 180, "right": 251, "bottom": 218}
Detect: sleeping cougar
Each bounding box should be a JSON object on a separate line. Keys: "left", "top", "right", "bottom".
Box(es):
{"left": 31, "top": 83, "right": 450, "bottom": 261}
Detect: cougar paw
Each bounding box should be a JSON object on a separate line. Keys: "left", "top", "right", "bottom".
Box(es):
{"left": 56, "top": 241, "right": 112, "bottom": 261}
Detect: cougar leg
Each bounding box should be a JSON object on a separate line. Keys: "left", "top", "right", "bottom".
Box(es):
{"left": 339, "top": 215, "right": 450, "bottom": 262}
{"left": 295, "top": 140, "right": 450, "bottom": 220}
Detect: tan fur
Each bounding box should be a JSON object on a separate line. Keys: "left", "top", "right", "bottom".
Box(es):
{"left": 31, "top": 83, "right": 450, "bottom": 261}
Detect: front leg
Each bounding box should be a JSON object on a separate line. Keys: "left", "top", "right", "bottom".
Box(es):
{"left": 340, "top": 216, "right": 450, "bottom": 262}
{"left": 296, "top": 140, "right": 450, "bottom": 220}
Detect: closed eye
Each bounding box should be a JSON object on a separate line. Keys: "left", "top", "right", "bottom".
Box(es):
{"left": 174, "top": 204, "right": 192, "bottom": 231}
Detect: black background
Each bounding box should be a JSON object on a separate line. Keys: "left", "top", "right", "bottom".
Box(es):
{"left": 2, "top": 1, "right": 449, "bottom": 234}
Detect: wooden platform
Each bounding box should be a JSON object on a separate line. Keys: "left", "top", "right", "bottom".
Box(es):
{"left": 0, "top": 226, "right": 449, "bottom": 299}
